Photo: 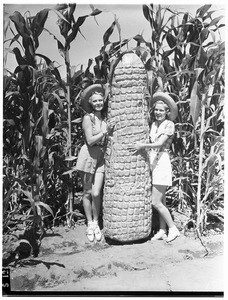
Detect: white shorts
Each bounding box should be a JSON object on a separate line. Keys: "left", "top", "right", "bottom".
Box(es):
{"left": 149, "top": 151, "right": 172, "bottom": 186}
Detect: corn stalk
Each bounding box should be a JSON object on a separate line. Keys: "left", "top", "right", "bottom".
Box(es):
{"left": 196, "top": 94, "right": 206, "bottom": 232}
{"left": 3, "top": 9, "right": 58, "bottom": 254}
{"left": 52, "top": 4, "right": 102, "bottom": 226}
{"left": 141, "top": 4, "right": 224, "bottom": 233}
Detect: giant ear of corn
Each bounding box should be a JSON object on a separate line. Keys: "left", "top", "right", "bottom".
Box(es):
{"left": 103, "top": 51, "right": 152, "bottom": 242}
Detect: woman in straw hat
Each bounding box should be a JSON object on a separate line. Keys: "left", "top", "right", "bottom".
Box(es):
{"left": 129, "top": 91, "right": 180, "bottom": 242}
{"left": 75, "top": 84, "right": 115, "bottom": 242}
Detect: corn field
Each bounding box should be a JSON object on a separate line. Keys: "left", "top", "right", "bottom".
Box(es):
{"left": 3, "top": 4, "right": 224, "bottom": 259}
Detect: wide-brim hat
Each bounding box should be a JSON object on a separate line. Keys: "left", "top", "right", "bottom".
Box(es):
{"left": 80, "top": 84, "right": 107, "bottom": 113}
{"left": 150, "top": 92, "right": 178, "bottom": 121}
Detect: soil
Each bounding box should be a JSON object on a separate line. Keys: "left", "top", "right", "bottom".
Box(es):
{"left": 3, "top": 211, "right": 224, "bottom": 297}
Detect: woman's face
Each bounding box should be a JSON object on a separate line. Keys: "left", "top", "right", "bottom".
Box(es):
{"left": 154, "top": 102, "right": 168, "bottom": 122}
{"left": 90, "top": 93, "right": 104, "bottom": 112}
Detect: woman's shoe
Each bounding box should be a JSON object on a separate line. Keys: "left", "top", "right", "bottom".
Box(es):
{"left": 93, "top": 221, "right": 102, "bottom": 241}
{"left": 151, "top": 230, "right": 167, "bottom": 241}
{"left": 86, "top": 222, "right": 94, "bottom": 242}
{"left": 166, "top": 226, "right": 180, "bottom": 242}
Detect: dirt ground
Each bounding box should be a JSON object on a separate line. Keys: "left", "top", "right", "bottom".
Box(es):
{"left": 5, "top": 212, "right": 224, "bottom": 297}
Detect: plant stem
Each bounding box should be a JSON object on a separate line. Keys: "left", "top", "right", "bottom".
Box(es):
{"left": 196, "top": 94, "right": 206, "bottom": 233}
{"left": 65, "top": 49, "right": 73, "bottom": 225}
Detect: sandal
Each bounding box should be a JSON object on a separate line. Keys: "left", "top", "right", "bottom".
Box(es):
{"left": 151, "top": 230, "right": 167, "bottom": 241}
{"left": 166, "top": 226, "right": 180, "bottom": 243}
{"left": 93, "top": 221, "right": 102, "bottom": 241}
{"left": 86, "top": 223, "right": 94, "bottom": 242}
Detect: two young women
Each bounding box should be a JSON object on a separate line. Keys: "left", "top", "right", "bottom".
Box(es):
{"left": 76, "top": 85, "right": 179, "bottom": 243}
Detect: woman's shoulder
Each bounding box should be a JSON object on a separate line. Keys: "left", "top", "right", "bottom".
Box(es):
{"left": 164, "top": 119, "right": 175, "bottom": 129}
{"left": 82, "top": 113, "right": 94, "bottom": 127}
{"left": 83, "top": 113, "right": 93, "bottom": 121}
{"left": 83, "top": 113, "right": 93, "bottom": 118}
{"left": 165, "top": 119, "right": 174, "bottom": 126}
{"left": 164, "top": 119, "right": 175, "bottom": 134}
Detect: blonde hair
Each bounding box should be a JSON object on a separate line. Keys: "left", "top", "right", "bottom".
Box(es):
{"left": 88, "top": 91, "right": 106, "bottom": 118}
{"left": 149, "top": 100, "right": 171, "bottom": 121}
{"left": 154, "top": 100, "right": 169, "bottom": 111}
{"left": 89, "top": 91, "right": 104, "bottom": 104}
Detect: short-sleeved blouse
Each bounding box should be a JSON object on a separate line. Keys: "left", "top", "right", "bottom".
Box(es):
{"left": 149, "top": 119, "right": 175, "bottom": 152}
{"left": 149, "top": 119, "right": 175, "bottom": 186}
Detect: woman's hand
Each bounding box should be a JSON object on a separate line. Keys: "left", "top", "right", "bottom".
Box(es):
{"left": 101, "top": 120, "right": 115, "bottom": 136}
{"left": 106, "top": 119, "right": 115, "bottom": 133}
{"left": 102, "top": 120, "right": 115, "bottom": 135}
{"left": 127, "top": 141, "right": 146, "bottom": 151}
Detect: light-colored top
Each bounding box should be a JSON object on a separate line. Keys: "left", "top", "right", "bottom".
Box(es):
{"left": 149, "top": 119, "right": 175, "bottom": 152}
{"left": 84, "top": 113, "right": 106, "bottom": 146}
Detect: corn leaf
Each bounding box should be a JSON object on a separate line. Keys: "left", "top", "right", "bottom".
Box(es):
{"left": 66, "top": 9, "right": 102, "bottom": 47}
{"left": 103, "top": 21, "right": 116, "bottom": 45}
{"left": 54, "top": 4, "right": 68, "bottom": 11}
{"left": 90, "top": 9, "right": 102, "bottom": 17}
{"left": 22, "top": 190, "right": 36, "bottom": 213}
{"left": 9, "top": 33, "right": 21, "bottom": 47}
{"left": 31, "top": 9, "right": 49, "bottom": 49}
{"left": 166, "top": 33, "right": 177, "bottom": 49}
{"left": 12, "top": 47, "right": 27, "bottom": 65}
{"left": 34, "top": 135, "right": 43, "bottom": 169}
{"left": 65, "top": 156, "right": 77, "bottom": 161}
{"left": 198, "top": 47, "right": 208, "bottom": 67}
{"left": 51, "top": 91, "right": 65, "bottom": 115}
{"left": 200, "top": 28, "right": 209, "bottom": 43}
{"left": 72, "top": 118, "right": 82, "bottom": 123}
{"left": 142, "top": 5, "right": 151, "bottom": 22}
{"left": 35, "top": 53, "right": 64, "bottom": 90}
{"left": 62, "top": 169, "right": 75, "bottom": 176}
{"left": 209, "top": 16, "right": 224, "bottom": 27}
{"left": 196, "top": 5, "right": 211, "bottom": 18}
{"left": 35, "top": 201, "right": 54, "bottom": 217}
{"left": 190, "top": 81, "right": 201, "bottom": 125}
{"left": 9, "top": 11, "right": 30, "bottom": 38}
{"left": 41, "top": 101, "right": 49, "bottom": 138}
{"left": 68, "top": 4, "right": 76, "bottom": 21}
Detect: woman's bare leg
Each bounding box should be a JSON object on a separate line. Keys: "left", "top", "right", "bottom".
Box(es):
{"left": 152, "top": 185, "right": 174, "bottom": 228}
{"left": 91, "top": 172, "right": 104, "bottom": 221}
{"left": 79, "top": 172, "right": 93, "bottom": 223}
{"left": 159, "top": 195, "right": 168, "bottom": 230}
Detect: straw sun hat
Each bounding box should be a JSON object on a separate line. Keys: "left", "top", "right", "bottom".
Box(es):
{"left": 150, "top": 91, "right": 178, "bottom": 121}
{"left": 80, "top": 84, "right": 108, "bottom": 113}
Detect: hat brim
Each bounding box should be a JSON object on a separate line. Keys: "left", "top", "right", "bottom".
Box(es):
{"left": 150, "top": 92, "right": 178, "bottom": 121}
{"left": 80, "top": 84, "right": 105, "bottom": 113}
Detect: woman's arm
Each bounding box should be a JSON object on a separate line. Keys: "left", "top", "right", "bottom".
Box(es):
{"left": 131, "top": 134, "right": 169, "bottom": 151}
{"left": 129, "top": 120, "right": 175, "bottom": 151}
{"left": 83, "top": 115, "right": 106, "bottom": 146}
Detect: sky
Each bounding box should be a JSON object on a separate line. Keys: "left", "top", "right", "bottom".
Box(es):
{"left": 4, "top": 3, "right": 152, "bottom": 77}
{"left": 3, "top": 1, "right": 226, "bottom": 78}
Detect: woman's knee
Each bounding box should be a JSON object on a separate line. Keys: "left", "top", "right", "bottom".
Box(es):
{"left": 91, "top": 188, "right": 101, "bottom": 199}
{"left": 152, "top": 185, "right": 167, "bottom": 210}
{"left": 83, "top": 188, "right": 92, "bottom": 199}
{"left": 152, "top": 200, "right": 163, "bottom": 211}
